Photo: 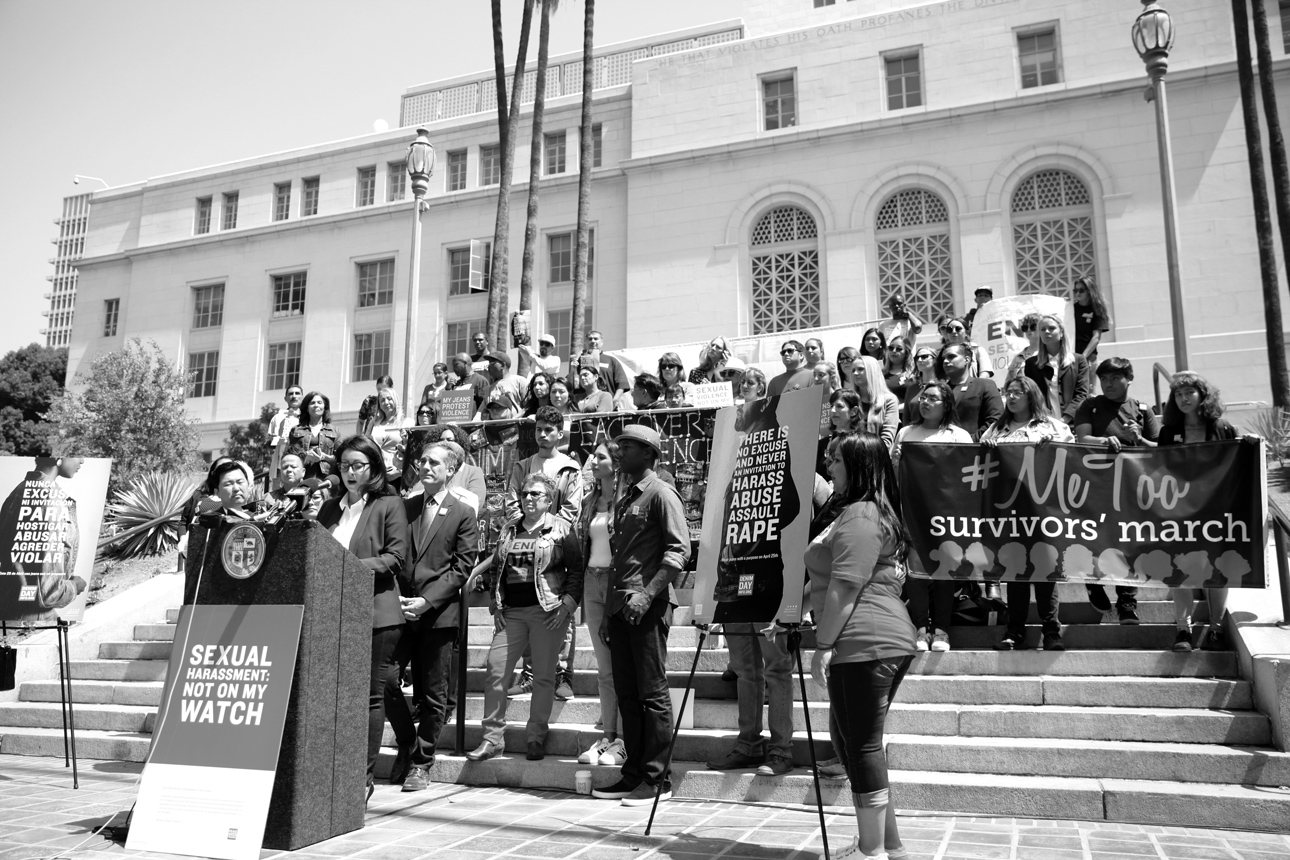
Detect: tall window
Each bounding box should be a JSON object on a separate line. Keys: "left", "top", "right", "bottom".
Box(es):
{"left": 103, "top": 299, "right": 119, "bottom": 337}
{"left": 195, "top": 197, "right": 212, "bottom": 235}
{"left": 547, "top": 306, "right": 595, "bottom": 363}
{"left": 387, "top": 161, "right": 406, "bottom": 201}
{"left": 544, "top": 132, "right": 567, "bottom": 175}
{"left": 356, "top": 166, "right": 376, "bottom": 207}
{"left": 192, "top": 284, "right": 225, "bottom": 329}
{"left": 357, "top": 260, "right": 394, "bottom": 307}
{"left": 1011, "top": 169, "right": 1096, "bottom": 298}
{"left": 187, "top": 351, "right": 219, "bottom": 398}
{"left": 750, "top": 206, "right": 820, "bottom": 334}
{"left": 814, "top": 0, "right": 836, "bottom": 6}
{"left": 592, "top": 124, "right": 603, "bottom": 168}
{"left": 272, "top": 272, "right": 307, "bottom": 317}
{"left": 449, "top": 244, "right": 492, "bottom": 296}
{"left": 480, "top": 144, "right": 501, "bottom": 186}
{"left": 446, "top": 150, "right": 467, "bottom": 192}
{"left": 446, "top": 320, "right": 486, "bottom": 359}
{"left": 352, "top": 331, "right": 391, "bottom": 382}
{"left": 885, "top": 52, "right": 923, "bottom": 110}
{"left": 1018, "top": 28, "right": 1061, "bottom": 88}
{"left": 876, "top": 189, "right": 954, "bottom": 325}
{"left": 302, "top": 177, "right": 319, "bottom": 216}
{"left": 1282, "top": 1, "right": 1290, "bottom": 52}
{"left": 266, "top": 342, "right": 301, "bottom": 390}
{"left": 762, "top": 72, "right": 797, "bottom": 130}
{"left": 273, "top": 182, "right": 291, "bottom": 222}
{"left": 548, "top": 230, "right": 594, "bottom": 283}
{"left": 222, "top": 192, "right": 239, "bottom": 230}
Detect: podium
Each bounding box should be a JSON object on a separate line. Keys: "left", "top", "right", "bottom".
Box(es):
{"left": 187, "top": 519, "right": 372, "bottom": 850}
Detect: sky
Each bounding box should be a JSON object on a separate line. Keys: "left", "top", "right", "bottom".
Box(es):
{"left": 0, "top": 0, "right": 744, "bottom": 359}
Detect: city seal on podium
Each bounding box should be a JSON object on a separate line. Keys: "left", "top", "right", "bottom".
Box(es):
{"left": 222, "top": 523, "right": 267, "bottom": 579}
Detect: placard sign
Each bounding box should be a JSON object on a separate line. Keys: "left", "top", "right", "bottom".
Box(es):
{"left": 436, "top": 390, "right": 477, "bottom": 422}
{"left": 690, "top": 382, "right": 735, "bottom": 409}
{"left": 128, "top": 604, "right": 304, "bottom": 860}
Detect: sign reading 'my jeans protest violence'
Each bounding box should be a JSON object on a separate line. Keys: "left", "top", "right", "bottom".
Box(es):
{"left": 129, "top": 604, "right": 304, "bottom": 860}
{"left": 0, "top": 456, "right": 111, "bottom": 624}
{"left": 692, "top": 387, "right": 823, "bottom": 624}
{"left": 899, "top": 440, "right": 1266, "bottom": 588}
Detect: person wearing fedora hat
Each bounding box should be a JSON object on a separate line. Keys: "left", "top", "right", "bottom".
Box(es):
{"left": 591, "top": 423, "right": 690, "bottom": 807}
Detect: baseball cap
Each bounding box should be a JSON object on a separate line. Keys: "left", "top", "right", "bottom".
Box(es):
{"left": 974, "top": 286, "right": 994, "bottom": 297}
{"left": 538, "top": 333, "right": 556, "bottom": 346}
{"left": 615, "top": 423, "right": 663, "bottom": 459}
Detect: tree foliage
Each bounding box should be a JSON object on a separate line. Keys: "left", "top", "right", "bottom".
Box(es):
{"left": 222, "top": 402, "right": 278, "bottom": 474}
{"left": 0, "top": 343, "right": 67, "bottom": 457}
{"left": 45, "top": 338, "right": 203, "bottom": 488}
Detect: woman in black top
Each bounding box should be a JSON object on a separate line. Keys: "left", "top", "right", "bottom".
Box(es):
{"left": 936, "top": 344, "right": 1002, "bottom": 441}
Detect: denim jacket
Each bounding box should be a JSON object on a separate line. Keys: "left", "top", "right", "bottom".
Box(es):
{"left": 491, "top": 512, "right": 585, "bottom": 613}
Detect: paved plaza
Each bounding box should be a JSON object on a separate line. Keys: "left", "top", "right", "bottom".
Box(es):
{"left": 0, "top": 756, "right": 1286, "bottom": 860}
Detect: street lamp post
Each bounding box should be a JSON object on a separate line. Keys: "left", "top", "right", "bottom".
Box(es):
{"left": 402, "top": 129, "right": 435, "bottom": 416}
{"left": 1133, "top": 0, "right": 1189, "bottom": 372}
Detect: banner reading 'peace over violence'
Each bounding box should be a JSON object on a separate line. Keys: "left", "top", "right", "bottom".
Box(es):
{"left": 899, "top": 440, "right": 1267, "bottom": 588}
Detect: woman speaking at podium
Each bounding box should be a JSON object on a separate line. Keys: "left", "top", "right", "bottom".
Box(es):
{"left": 315, "top": 435, "right": 409, "bottom": 803}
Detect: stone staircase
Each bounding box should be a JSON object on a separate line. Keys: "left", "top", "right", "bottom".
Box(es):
{"left": 2, "top": 586, "right": 1288, "bottom": 830}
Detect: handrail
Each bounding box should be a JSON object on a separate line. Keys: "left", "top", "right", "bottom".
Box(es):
{"left": 1265, "top": 497, "right": 1290, "bottom": 629}
{"left": 1152, "top": 362, "right": 1174, "bottom": 416}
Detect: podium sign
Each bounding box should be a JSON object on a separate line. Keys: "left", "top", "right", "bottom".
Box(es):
{"left": 129, "top": 604, "right": 304, "bottom": 860}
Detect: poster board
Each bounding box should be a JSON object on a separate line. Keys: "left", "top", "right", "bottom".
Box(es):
{"left": 969, "top": 294, "right": 1073, "bottom": 378}
{"left": 0, "top": 456, "right": 111, "bottom": 624}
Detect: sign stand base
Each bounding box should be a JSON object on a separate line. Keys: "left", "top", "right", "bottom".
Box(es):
{"left": 1, "top": 619, "right": 78, "bottom": 788}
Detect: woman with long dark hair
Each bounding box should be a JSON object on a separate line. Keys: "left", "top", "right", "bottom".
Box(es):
{"left": 314, "top": 434, "right": 408, "bottom": 802}
{"left": 523, "top": 372, "right": 556, "bottom": 417}
{"left": 1073, "top": 276, "right": 1111, "bottom": 387}
{"left": 808, "top": 433, "right": 916, "bottom": 860}
{"left": 289, "top": 391, "right": 339, "bottom": 482}
{"left": 859, "top": 328, "right": 887, "bottom": 363}
{"left": 882, "top": 336, "right": 914, "bottom": 405}
{"left": 901, "top": 345, "right": 940, "bottom": 426}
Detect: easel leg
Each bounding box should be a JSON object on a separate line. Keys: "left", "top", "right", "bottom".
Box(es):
{"left": 455, "top": 591, "right": 467, "bottom": 756}
{"left": 645, "top": 627, "right": 707, "bottom": 836}
{"left": 59, "top": 622, "right": 79, "bottom": 788}
{"left": 790, "top": 632, "right": 829, "bottom": 860}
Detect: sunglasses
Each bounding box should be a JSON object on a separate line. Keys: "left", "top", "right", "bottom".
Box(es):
{"left": 781, "top": 348, "right": 799, "bottom": 356}
{"left": 521, "top": 490, "right": 547, "bottom": 499}
{"left": 660, "top": 363, "right": 681, "bottom": 370}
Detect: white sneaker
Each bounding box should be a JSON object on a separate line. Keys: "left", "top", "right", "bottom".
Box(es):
{"left": 930, "top": 630, "right": 950, "bottom": 652}
{"left": 598, "top": 738, "right": 627, "bottom": 766}
{"left": 914, "top": 628, "right": 929, "bottom": 652}
{"left": 834, "top": 836, "right": 885, "bottom": 860}
{"left": 579, "top": 737, "right": 610, "bottom": 765}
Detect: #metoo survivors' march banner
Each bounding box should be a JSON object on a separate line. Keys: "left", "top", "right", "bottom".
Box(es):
{"left": 899, "top": 440, "right": 1267, "bottom": 588}
{"left": 0, "top": 456, "right": 111, "bottom": 624}
{"left": 693, "top": 387, "right": 823, "bottom": 624}
{"left": 129, "top": 604, "right": 304, "bottom": 860}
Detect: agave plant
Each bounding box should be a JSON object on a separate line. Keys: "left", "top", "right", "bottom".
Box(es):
{"left": 1246, "top": 407, "right": 1290, "bottom": 466}
{"left": 104, "top": 471, "right": 200, "bottom": 558}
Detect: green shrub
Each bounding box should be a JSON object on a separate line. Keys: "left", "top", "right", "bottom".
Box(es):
{"left": 104, "top": 471, "right": 199, "bottom": 558}
{"left": 1247, "top": 407, "right": 1290, "bottom": 465}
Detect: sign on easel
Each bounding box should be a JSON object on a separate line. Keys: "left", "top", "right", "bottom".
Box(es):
{"left": 691, "top": 386, "right": 822, "bottom": 625}
{"left": 128, "top": 604, "right": 304, "bottom": 860}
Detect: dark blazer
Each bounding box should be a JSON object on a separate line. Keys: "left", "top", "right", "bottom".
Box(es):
{"left": 402, "top": 491, "right": 479, "bottom": 629}
{"left": 318, "top": 492, "right": 408, "bottom": 629}
{"left": 1024, "top": 354, "right": 1090, "bottom": 424}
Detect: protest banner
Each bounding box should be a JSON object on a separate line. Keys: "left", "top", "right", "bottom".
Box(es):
{"left": 899, "top": 440, "right": 1267, "bottom": 588}
{"left": 690, "top": 382, "right": 735, "bottom": 409}
{"left": 692, "top": 387, "right": 823, "bottom": 624}
{"left": 128, "top": 604, "right": 304, "bottom": 860}
{"left": 0, "top": 456, "right": 111, "bottom": 624}
{"left": 969, "top": 294, "right": 1073, "bottom": 378}
{"left": 436, "top": 390, "right": 477, "bottom": 422}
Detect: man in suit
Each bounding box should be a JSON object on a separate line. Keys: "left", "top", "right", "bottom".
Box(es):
{"left": 390, "top": 441, "right": 479, "bottom": 792}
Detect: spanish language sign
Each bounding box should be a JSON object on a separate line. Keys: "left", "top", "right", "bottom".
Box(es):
{"left": 128, "top": 604, "right": 304, "bottom": 860}
{"left": 899, "top": 440, "right": 1267, "bottom": 588}
{"left": 0, "top": 456, "right": 111, "bottom": 624}
{"left": 692, "top": 387, "right": 823, "bottom": 624}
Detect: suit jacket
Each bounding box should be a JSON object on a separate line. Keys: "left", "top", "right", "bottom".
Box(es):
{"left": 318, "top": 492, "right": 408, "bottom": 629}
{"left": 1024, "top": 354, "right": 1090, "bottom": 424}
{"left": 402, "top": 490, "right": 479, "bottom": 630}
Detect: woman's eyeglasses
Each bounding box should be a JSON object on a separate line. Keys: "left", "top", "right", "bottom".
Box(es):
{"left": 339, "top": 461, "right": 370, "bottom": 473}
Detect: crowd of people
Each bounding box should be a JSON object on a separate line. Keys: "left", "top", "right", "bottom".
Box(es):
{"left": 179, "top": 278, "right": 1255, "bottom": 860}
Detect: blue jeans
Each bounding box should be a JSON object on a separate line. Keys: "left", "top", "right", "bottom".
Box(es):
{"left": 609, "top": 597, "right": 673, "bottom": 789}
{"left": 827, "top": 655, "right": 913, "bottom": 794}
{"left": 726, "top": 624, "right": 793, "bottom": 760}
{"left": 482, "top": 605, "right": 569, "bottom": 746}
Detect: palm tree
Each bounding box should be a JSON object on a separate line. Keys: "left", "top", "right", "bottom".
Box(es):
{"left": 516, "top": 0, "right": 559, "bottom": 376}
{"left": 571, "top": 0, "right": 595, "bottom": 358}
{"left": 485, "top": 0, "right": 536, "bottom": 351}
{"left": 1231, "top": 0, "right": 1289, "bottom": 407}
{"left": 1251, "top": 0, "right": 1290, "bottom": 294}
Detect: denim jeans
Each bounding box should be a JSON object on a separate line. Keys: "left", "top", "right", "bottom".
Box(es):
{"left": 827, "top": 655, "right": 913, "bottom": 793}
{"left": 482, "top": 605, "right": 569, "bottom": 746}
{"left": 609, "top": 597, "right": 673, "bottom": 789}
{"left": 725, "top": 623, "right": 793, "bottom": 760}
{"left": 583, "top": 565, "right": 619, "bottom": 735}
{"left": 386, "top": 624, "right": 455, "bottom": 766}
{"left": 369, "top": 625, "right": 403, "bottom": 779}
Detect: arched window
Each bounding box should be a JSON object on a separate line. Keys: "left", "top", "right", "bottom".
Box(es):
{"left": 875, "top": 189, "right": 953, "bottom": 324}
{"left": 750, "top": 205, "right": 821, "bottom": 335}
{"left": 1010, "top": 169, "right": 1096, "bottom": 298}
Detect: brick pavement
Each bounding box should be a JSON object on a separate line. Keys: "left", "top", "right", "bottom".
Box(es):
{"left": 0, "top": 756, "right": 1286, "bottom": 860}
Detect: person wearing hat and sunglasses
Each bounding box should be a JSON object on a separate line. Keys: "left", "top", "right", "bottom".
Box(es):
{"left": 520, "top": 332, "right": 562, "bottom": 377}
{"left": 591, "top": 423, "right": 690, "bottom": 807}
{"left": 964, "top": 286, "right": 993, "bottom": 333}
